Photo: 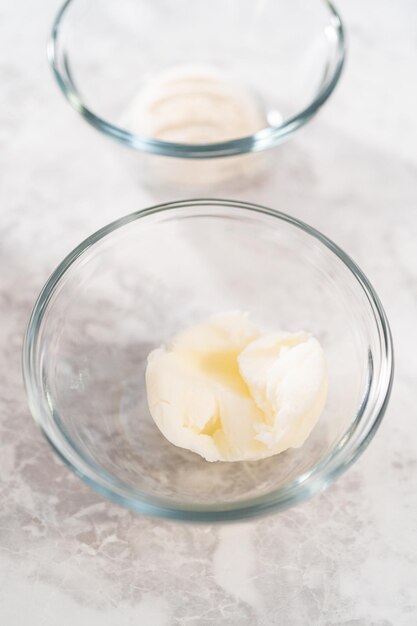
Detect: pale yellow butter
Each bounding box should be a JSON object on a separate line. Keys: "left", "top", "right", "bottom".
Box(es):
{"left": 124, "top": 66, "right": 266, "bottom": 185}
{"left": 145, "top": 311, "right": 327, "bottom": 462}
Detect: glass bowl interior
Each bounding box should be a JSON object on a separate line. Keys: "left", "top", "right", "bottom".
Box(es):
{"left": 23, "top": 201, "right": 392, "bottom": 521}
{"left": 49, "top": 0, "right": 345, "bottom": 157}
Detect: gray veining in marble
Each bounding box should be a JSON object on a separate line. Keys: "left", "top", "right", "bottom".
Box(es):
{"left": 1, "top": 0, "right": 417, "bottom": 624}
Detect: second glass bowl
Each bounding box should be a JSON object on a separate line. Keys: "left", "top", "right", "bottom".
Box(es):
{"left": 48, "top": 0, "right": 345, "bottom": 186}
{"left": 23, "top": 200, "right": 393, "bottom": 521}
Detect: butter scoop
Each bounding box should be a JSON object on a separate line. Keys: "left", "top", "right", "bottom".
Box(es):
{"left": 145, "top": 312, "right": 327, "bottom": 462}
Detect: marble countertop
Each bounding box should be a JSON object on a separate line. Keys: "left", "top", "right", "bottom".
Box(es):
{"left": 1, "top": 0, "right": 416, "bottom": 624}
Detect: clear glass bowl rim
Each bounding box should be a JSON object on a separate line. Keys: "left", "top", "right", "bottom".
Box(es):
{"left": 22, "top": 199, "right": 393, "bottom": 522}
{"left": 48, "top": 0, "right": 346, "bottom": 159}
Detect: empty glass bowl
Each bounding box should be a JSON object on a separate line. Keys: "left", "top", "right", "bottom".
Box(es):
{"left": 48, "top": 0, "right": 345, "bottom": 186}
{"left": 23, "top": 200, "right": 393, "bottom": 521}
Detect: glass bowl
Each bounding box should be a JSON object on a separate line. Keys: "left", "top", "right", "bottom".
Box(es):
{"left": 48, "top": 0, "right": 345, "bottom": 186}
{"left": 23, "top": 200, "right": 393, "bottom": 522}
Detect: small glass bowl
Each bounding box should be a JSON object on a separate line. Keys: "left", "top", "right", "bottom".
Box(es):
{"left": 23, "top": 200, "right": 393, "bottom": 522}
{"left": 48, "top": 0, "right": 345, "bottom": 186}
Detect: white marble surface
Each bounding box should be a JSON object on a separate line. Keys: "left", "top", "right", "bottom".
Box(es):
{"left": 1, "top": 1, "right": 417, "bottom": 624}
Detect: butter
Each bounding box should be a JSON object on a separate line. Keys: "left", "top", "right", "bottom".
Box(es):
{"left": 125, "top": 66, "right": 266, "bottom": 186}
{"left": 145, "top": 312, "right": 327, "bottom": 462}
{"left": 127, "top": 65, "right": 264, "bottom": 144}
